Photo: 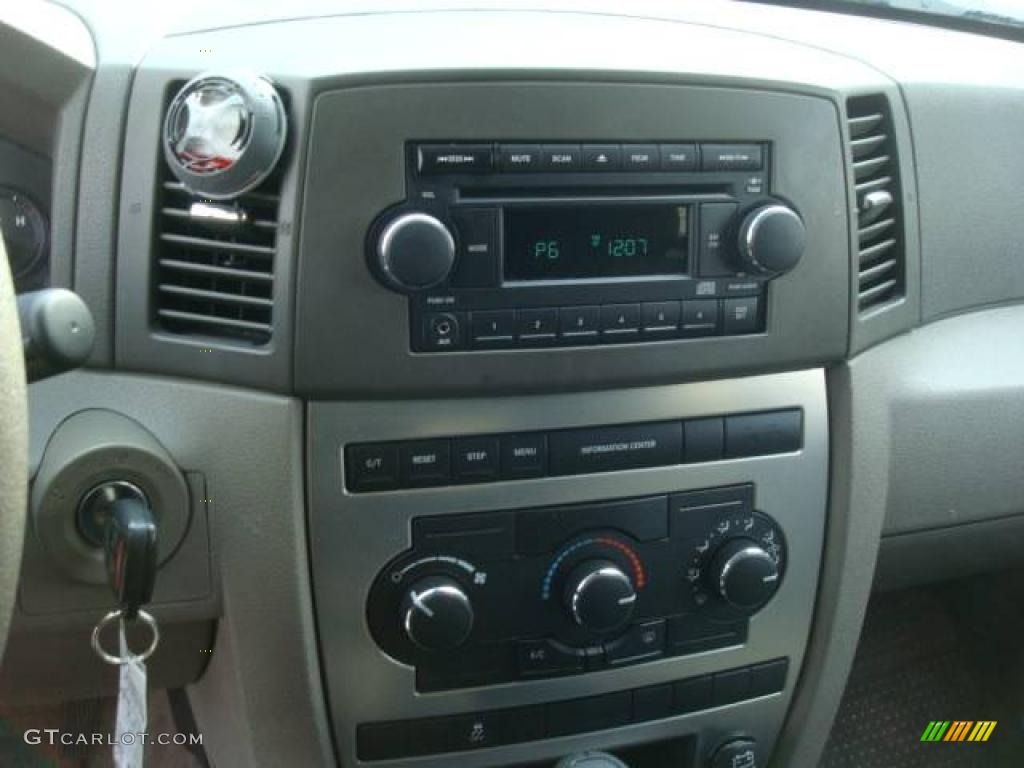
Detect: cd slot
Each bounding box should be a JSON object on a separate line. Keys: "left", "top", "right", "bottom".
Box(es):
{"left": 457, "top": 185, "right": 731, "bottom": 205}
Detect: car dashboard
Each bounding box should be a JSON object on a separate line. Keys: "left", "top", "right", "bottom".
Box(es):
{"left": 4, "top": 2, "right": 1024, "bottom": 767}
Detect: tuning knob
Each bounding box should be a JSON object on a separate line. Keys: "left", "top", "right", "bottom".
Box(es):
{"left": 707, "top": 539, "right": 780, "bottom": 611}
{"left": 375, "top": 212, "right": 456, "bottom": 292}
{"left": 399, "top": 576, "right": 474, "bottom": 651}
{"left": 163, "top": 70, "right": 287, "bottom": 199}
{"left": 563, "top": 560, "right": 637, "bottom": 633}
{"left": 737, "top": 203, "right": 806, "bottom": 276}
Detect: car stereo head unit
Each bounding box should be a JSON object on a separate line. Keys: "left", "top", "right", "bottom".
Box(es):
{"left": 365, "top": 142, "right": 806, "bottom": 353}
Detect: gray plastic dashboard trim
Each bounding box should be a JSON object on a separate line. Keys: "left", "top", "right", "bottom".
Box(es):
{"left": 114, "top": 62, "right": 306, "bottom": 393}
{"left": 27, "top": 371, "right": 333, "bottom": 767}
{"left": 308, "top": 368, "right": 828, "bottom": 767}
{"left": 112, "top": 8, "right": 898, "bottom": 394}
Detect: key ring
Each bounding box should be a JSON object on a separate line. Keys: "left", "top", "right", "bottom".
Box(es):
{"left": 91, "top": 608, "right": 160, "bottom": 665}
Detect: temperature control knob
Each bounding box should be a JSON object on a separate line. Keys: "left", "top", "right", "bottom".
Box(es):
{"left": 707, "top": 539, "right": 779, "bottom": 611}
{"left": 563, "top": 560, "right": 637, "bottom": 633}
{"left": 399, "top": 576, "right": 474, "bottom": 651}
{"left": 375, "top": 212, "right": 456, "bottom": 291}
{"left": 738, "top": 203, "right": 805, "bottom": 276}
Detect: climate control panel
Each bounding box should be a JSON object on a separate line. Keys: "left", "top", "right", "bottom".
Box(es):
{"left": 367, "top": 484, "right": 786, "bottom": 691}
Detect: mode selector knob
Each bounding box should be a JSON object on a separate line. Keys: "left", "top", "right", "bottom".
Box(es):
{"left": 564, "top": 560, "right": 637, "bottom": 634}
{"left": 375, "top": 212, "right": 455, "bottom": 292}
{"left": 738, "top": 203, "right": 806, "bottom": 276}
{"left": 707, "top": 538, "right": 779, "bottom": 611}
{"left": 399, "top": 576, "right": 474, "bottom": 651}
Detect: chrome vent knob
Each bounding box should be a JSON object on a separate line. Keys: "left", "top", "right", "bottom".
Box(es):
{"left": 163, "top": 70, "right": 287, "bottom": 199}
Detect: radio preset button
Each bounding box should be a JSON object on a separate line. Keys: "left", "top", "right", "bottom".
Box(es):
{"left": 471, "top": 309, "right": 515, "bottom": 348}
{"left": 701, "top": 143, "right": 763, "bottom": 172}
{"left": 723, "top": 297, "right": 760, "bottom": 335}
{"left": 418, "top": 144, "right": 494, "bottom": 174}
{"left": 642, "top": 301, "right": 681, "bottom": 335}
{"left": 582, "top": 144, "right": 622, "bottom": 171}
{"left": 600, "top": 304, "right": 641, "bottom": 338}
{"left": 659, "top": 143, "right": 698, "bottom": 171}
{"left": 539, "top": 144, "right": 582, "bottom": 171}
{"left": 559, "top": 306, "right": 600, "bottom": 341}
{"left": 517, "top": 308, "right": 558, "bottom": 343}
{"left": 498, "top": 144, "right": 542, "bottom": 172}
{"left": 623, "top": 144, "right": 659, "bottom": 170}
{"left": 681, "top": 300, "right": 720, "bottom": 336}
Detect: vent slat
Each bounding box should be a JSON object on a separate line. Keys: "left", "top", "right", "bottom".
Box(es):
{"left": 855, "top": 175, "right": 892, "bottom": 196}
{"left": 851, "top": 133, "right": 887, "bottom": 158}
{"left": 859, "top": 217, "right": 895, "bottom": 243}
{"left": 158, "top": 258, "right": 274, "bottom": 283}
{"left": 853, "top": 154, "right": 889, "bottom": 180}
{"left": 158, "top": 284, "right": 274, "bottom": 308}
{"left": 859, "top": 238, "right": 897, "bottom": 265}
{"left": 848, "top": 112, "right": 884, "bottom": 137}
{"left": 848, "top": 95, "right": 905, "bottom": 315}
{"left": 160, "top": 180, "right": 280, "bottom": 203}
{"left": 858, "top": 278, "right": 899, "bottom": 306}
{"left": 157, "top": 309, "right": 273, "bottom": 333}
{"left": 154, "top": 132, "right": 281, "bottom": 346}
{"left": 859, "top": 259, "right": 897, "bottom": 283}
{"left": 161, "top": 207, "right": 278, "bottom": 227}
{"left": 159, "top": 232, "right": 275, "bottom": 258}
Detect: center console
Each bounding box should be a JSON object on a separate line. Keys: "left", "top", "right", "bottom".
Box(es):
{"left": 309, "top": 369, "right": 827, "bottom": 767}
{"left": 296, "top": 77, "right": 843, "bottom": 768}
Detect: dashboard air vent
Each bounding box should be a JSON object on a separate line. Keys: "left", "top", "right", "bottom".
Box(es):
{"left": 847, "top": 95, "right": 904, "bottom": 314}
{"left": 153, "top": 173, "right": 279, "bottom": 345}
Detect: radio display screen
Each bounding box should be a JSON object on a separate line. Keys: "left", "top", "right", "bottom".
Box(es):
{"left": 504, "top": 205, "right": 689, "bottom": 281}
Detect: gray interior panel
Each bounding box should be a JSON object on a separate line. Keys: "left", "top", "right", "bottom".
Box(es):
{"left": 26, "top": 371, "right": 333, "bottom": 767}
{"left": 860, "top": 305, "right": 1024, "bottom": 536}
{"left": 905, "top": 85, "right": 1024, "bottom": 322}
{"left": 114, "top": 63, "right": 307, "bottom": 393}
{"left": 875, "top": 516, "right": 1024, "bottom": 593}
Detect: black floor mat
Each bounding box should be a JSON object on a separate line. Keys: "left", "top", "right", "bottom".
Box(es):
{"left": 820, "top": 574, "right": 1024, "bottom": 768}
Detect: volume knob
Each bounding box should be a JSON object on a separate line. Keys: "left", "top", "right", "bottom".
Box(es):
{"left": 399, "top": 576, "right": 474, "bottom": 651}
{"left": 375, "top": 213, "right": 456, "bottom": 292}
{"left": 564, "top": 560, "right": 637, "bottom": 634}
{"left": 738, "top": 204, "right": 805, "bottom": 276}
